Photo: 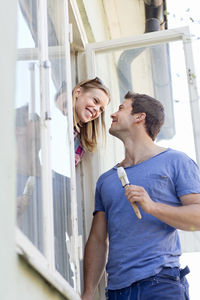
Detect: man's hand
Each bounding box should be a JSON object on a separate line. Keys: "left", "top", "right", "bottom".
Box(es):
{"left": 125, "top": 184, "right": 155, "bottom": 214}
{"left": 125, "top": 184, "right": 200, "bottom": 231}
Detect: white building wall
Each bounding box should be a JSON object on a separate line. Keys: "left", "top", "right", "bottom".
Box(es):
{"left": 0, "top": 0, "right": 17, "bottom": 299}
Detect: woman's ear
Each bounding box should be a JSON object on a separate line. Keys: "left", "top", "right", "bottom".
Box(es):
{"left": 74, "top": 87, "right": 81, "bottom": 97}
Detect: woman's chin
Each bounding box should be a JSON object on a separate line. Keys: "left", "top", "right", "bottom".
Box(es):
{"left": 80, "top": 117, "right": 91, "bottom": 124}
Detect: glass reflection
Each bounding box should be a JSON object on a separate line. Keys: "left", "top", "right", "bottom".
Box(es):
{"left": 16, "top": 0, "right": 74, "bottom": 286}
{"left": 16, "top": 0, "right": 43, "bottom": 251}
{"left": 51, "top": 79, "right": 74, "bottom": 285}
{"left": 16, "top": 104, "right": 43, "bottom": 252}
{"left": 47, "top": 0, "right": 74, "bottom": 285}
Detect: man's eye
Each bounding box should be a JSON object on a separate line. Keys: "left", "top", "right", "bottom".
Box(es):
{"left": 93, "top": 98, "right": 98, "bottom": 103}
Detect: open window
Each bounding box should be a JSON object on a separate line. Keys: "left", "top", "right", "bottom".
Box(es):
{"left": 81, "top": 26, "right": 200, "bottom": 299}
{"left": 15, "top": 0, "right": 81, "bottom": 298}
{"left": 84, "top": 26, "right": 200, "bottom": 169}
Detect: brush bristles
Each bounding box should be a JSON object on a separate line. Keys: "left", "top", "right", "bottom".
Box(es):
{"left": 117, "top": 167, "right": 129, "bottom": 187}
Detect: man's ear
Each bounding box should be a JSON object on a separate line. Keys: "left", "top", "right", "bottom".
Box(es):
{"left": 135, "top": 112, "right": 146, "bottom": 122}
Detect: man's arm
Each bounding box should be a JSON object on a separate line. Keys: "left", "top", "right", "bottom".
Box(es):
{"left": 82, "top": 211, "right": 108, "bottom": 300}
{"left": 125, "top": 185, "right": 200, "bottom": 231}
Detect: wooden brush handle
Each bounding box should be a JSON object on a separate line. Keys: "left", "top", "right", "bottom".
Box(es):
{"left": 125, "top": 185, "right": 142, "bottom": 219}
{"left": 131, "top": 202, "right": 142, "bottom": 219}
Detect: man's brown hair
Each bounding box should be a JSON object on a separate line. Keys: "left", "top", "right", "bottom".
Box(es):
{"left": 125, "top": 91, "right": 165, "bottom": 141}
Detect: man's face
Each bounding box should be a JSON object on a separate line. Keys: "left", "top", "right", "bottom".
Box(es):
{"left": 109, "top": 98, "right": 134, "bottom": 138}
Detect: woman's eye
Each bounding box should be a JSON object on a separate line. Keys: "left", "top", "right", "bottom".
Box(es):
{"left": 93, "top": 98, "right": 98, "bottom": 103}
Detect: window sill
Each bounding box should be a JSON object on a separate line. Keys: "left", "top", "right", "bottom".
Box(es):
{"left": 16, "top": 228, "right": 81, "bottom": 300}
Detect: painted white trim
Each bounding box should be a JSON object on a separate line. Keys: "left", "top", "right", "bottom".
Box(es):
{"left": 85, "top": 47, "right": 96, "bottom": 78}
{"left": 182, "top": 27, "right": 200, "bottom": 165}
{"left": 17, "top": 45, "right": 85, "bottom": 61}
{"left": 16, "top": 228, "right": 49, "bottom": 267}
{"left": 37, "top": 0, "right": 55, "bottom": 269}
{"left": 86, "top": 26, "right": 189, "bottom": 53}
{"left": 85, "top": 27, "right": 200, "bottom": 167}
{"left": 17, "top": 47, "right": 63, "bottom": 61}
{"left": 63, "top": 0, "right": 81, "bottom": 293}
{"left": 69, "top": 0, "right": 88, "bottom": 48}
{"left": 16, "top": 229, "right": 81, "bottom": 300}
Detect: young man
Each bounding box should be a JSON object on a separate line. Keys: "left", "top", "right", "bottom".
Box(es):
{"left": 82, "top": 92, "right": 200, "bottom": 300}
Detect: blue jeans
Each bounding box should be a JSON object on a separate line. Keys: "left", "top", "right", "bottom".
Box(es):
{"left": 105, "top": 266, "right": 190, "bottom": 300}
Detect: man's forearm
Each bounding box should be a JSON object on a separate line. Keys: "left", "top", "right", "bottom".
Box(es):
{"left": 151, "top": 202, "right": 200, "bottom": 231}
{"left": 82, "top": 237, "right": 108, "bottom": 299}
{"left": 125, "top": 185, "right": 200, "bottom": 231}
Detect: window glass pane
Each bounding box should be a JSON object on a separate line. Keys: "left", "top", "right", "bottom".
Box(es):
{"left": 47, "top": 0, "right": 74, "bottom": 286}
{"left": 16, "top": 2, "right": 43, "bottom": 252}
{"left": 95, "top": 40, "right": 196, "bottom": 165}
{"left": 16, "top": 0, "right": 75, "bottom": 286}
{"left": 17, "top": 2, "right": 35, "bottom": 49}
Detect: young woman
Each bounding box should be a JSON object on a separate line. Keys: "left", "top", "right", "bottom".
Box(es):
{"left": 55, "top": 77, "right": 110, "bottom": 166}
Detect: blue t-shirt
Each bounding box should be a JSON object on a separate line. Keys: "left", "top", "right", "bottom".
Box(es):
{"left": 94, "top": 148, "right": 200, "bottom": 290}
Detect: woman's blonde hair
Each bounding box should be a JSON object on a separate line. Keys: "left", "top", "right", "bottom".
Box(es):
{"left": 55, "top": 78, "right": 110, "bottom": 152}
{"left": 73, "top": 77, "right": 110, "bottom": 152}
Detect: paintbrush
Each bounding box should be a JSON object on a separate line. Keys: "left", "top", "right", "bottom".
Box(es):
{"left": 117, "top": 167, "right": 142, "bottom": 219}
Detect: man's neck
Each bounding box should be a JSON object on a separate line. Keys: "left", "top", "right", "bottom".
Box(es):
{"left": 119, "top": 137, "right": 166, "bottom": 167}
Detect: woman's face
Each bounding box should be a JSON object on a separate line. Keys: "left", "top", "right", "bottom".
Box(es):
{"left": 75, "top": 87, "right": 109, "bottom": 123}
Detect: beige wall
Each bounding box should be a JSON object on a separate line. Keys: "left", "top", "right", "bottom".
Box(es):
{"left": 16, "top": 258, "right": 66, "bottom": 300}
{"left": 103, "top": 0, "right": 145, "bottom": 39}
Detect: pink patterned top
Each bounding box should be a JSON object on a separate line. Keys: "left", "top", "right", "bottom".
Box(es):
{"left": 74, "top": 128, "right": 85, "bottom": 166}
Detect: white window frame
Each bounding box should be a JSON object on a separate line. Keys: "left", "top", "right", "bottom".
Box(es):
{"left": 85, "top": 26, "right": 200, "bottom": 166}
{"left": 15, "top": 0, "right": 81, "bottom": 298}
